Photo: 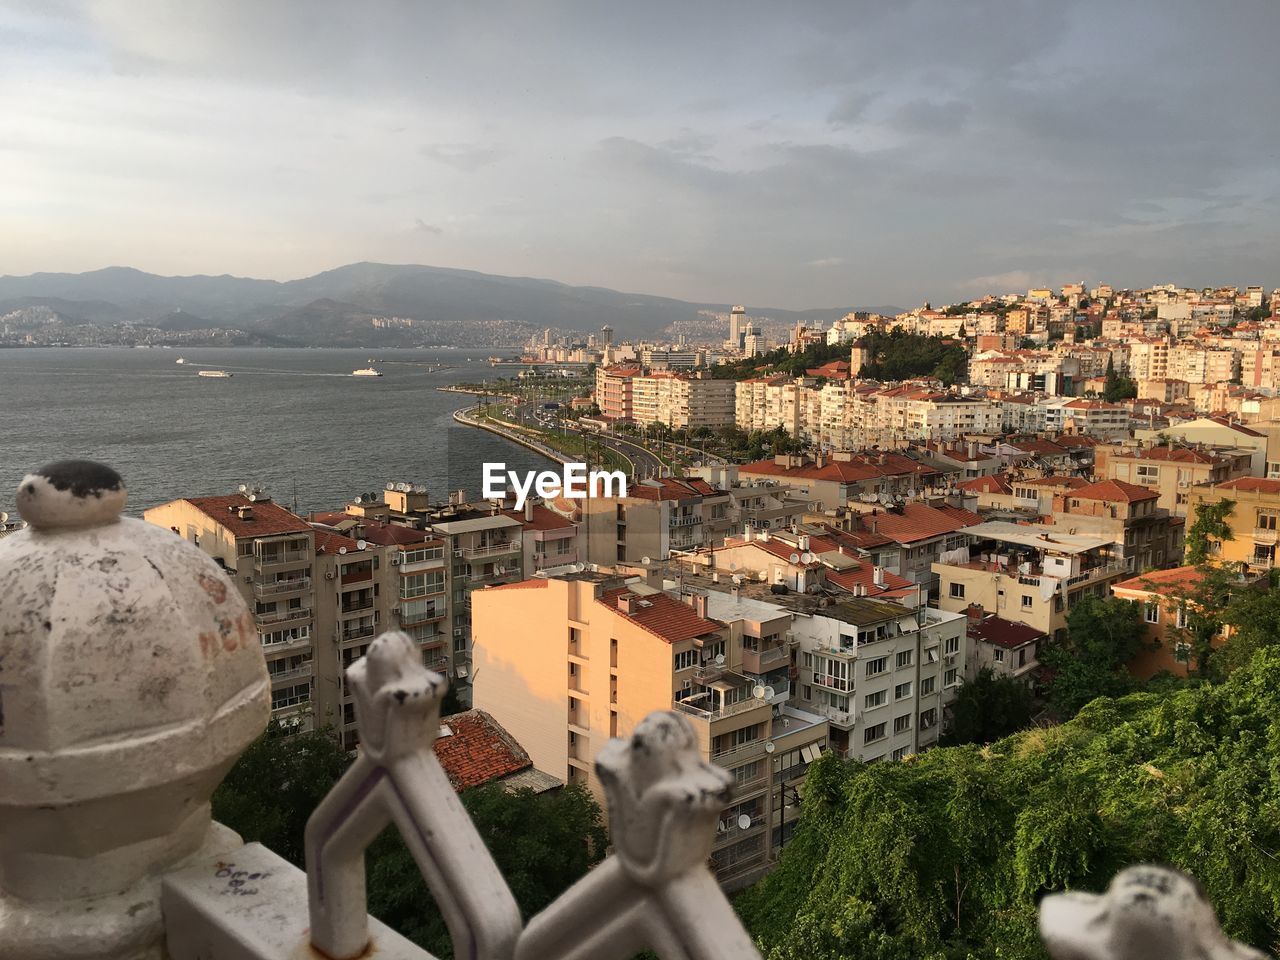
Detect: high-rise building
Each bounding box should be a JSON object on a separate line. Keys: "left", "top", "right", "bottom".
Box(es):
{"left": 472, "top": 571, "right": 829, "bottom": 888}
{"left": 728, "top": 305, "right": 747, "bottom": 351}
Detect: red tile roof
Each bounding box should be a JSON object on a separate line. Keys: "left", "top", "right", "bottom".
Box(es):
{"left": 1069, "top": 479, "right": 1160, "bottom": 503}
{"left": 185, "top": 495, "right": 312, "bottom": 538}
{"left": 1112, "top": 446, "right": 1224, "bottom": 465}
{"left": 502, "top": 504, "right": 576, "bottom": 531}
{"left": 864, "top": 502, "right": 981, "bottom": 544}
{"left": 1113, "top": 565, "right": 1206, "bottom": 595}
{"left": 626, "top": 477, "right": 723, "bottom": 501}
{"left": 970, "top": 615, "right": 1046, "bottom": 649}
{"left": 313, "top": 529, "right": 362, "bottom": 555}
{"left": 599, "top": 587, "right": 721, "bottom": 643}
{"left": 957, "top": 474, "right": 1012, "bottom": 495}
{"left": 825, "top": 564, "right": 916, "bottom": 599}
{"left": 1211, "top": 477, "right": 1280, "bottom": 495}
{"left": 433, "top": 709, "right": 533, "bottom": 791}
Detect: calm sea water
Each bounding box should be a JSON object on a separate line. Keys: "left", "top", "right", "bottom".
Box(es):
{"left": 0, "top": 347, "right": 553, "bottom": 518}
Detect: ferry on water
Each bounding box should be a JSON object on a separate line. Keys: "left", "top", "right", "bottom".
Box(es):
{"left": 197, "top": 370, "right": 233, "bottom": 378}
{"left": 351, "top": 367, "right": 383, "bottom": 377}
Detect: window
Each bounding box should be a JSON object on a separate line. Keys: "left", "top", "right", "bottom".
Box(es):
{"left": 896, "top": 650, "right": 913, "bottom": 669}
{"left": 813, "top": 655, "right": 851, "bottom": 691}
{"left": 944, "top": 636, "right": 959, "bottom": 655}
{"left": 893, "top": 714, "right": 912, "bottom": 734}
{"left": 944, "top": 668, "right": 959, "bottom": 687}
{"left": 920, "top": 676, "right": 935, "bottom": 695}
{"left": 894, "top": 681, "right": 912, "bottom": 700}
{"left": 702, "top": 639, "right": 726, "bottom": 662}
{"left": 864, "top": 656, "right": 888, "bottom": 677}
{"left": 1260, "top": 513, "right": 1279, "bottom": 531}
{"left": 993, "top": 649, "right": 1005, "bottom": 663}
{"left": 732, "top": 761, "right": 761, "bottom": 786}
{"left": 802, "top": 683, "right": 812, "bottom": 700}
{"left": 802, "top": 652, "right": 813, "bottom": 669}
{"left": 864, "top": 722, "right": 887, "bottom": 744}
{"left": 674, "top": 649, "right": 697, "bottom": 671}
{"left": 920, "top": 708, "right": 937, "bottom": 729}
{"left": 891, "top": 746, "right": 909, "bottom": 761}
{"left": 270, "top": 683, "right": 311, "bottom": 710}
{"left": 1144, "top": 602, "right": 1160, "bottom": 624}
{"left": 817, "top": 689, "right": 849, "bottom": 711}
{"left": 1021, "top": 595, "right": 1034, "bottom": 610}
{"left": 1018, "top": 648, "right": 1028, "bottom": 667}
{"left": 949, "top": 582, "right": 965, "bottom": 599}
{"left": 864, "top": 689, "right": 887, "bottom": 709}
{"left": 1175, "top": 605, "right": 1188, "bottom": 629}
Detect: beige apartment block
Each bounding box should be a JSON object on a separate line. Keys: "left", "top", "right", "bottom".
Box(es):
{"left": 1186, "top": 477, "right": 1280, "bottom": 576}
{"left": 582, "top": 477, "right": 730, "bottom": 564}
{"left": 1095, "top": 443, "right": 1252, "bottom": 517}
{"left": 145, "top": 494, "right": 319, "bottom": 731}
{"left": 471, "top": 573, "right": 829, "bottom": 889}
{"left": 1050, "top": 479, "right": 1182, "bottom": 571}
{"left": 932, "top": 520, "right": 1131, "bottom": 642}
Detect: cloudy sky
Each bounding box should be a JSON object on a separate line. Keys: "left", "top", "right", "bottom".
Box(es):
{"left": 4, "top": 1, "right": 1279, "bottom": 308}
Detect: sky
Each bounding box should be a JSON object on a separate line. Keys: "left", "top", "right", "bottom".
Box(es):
{"left": 3, "top": 0, "right": 1279, "bottom": 309}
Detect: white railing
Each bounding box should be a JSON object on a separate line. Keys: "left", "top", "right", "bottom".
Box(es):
{"left": 255, "top": 607, "right": 312, "bottom": 627}
{"left": 463, "top": 540, "right": 520, "bottom": 559}
{"left": 254, "top": 576, "right": 311, "bottom": 598}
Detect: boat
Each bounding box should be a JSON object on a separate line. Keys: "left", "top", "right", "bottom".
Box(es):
{"left": 351, "top": 367, "right": 383, "bottom": 377}
{"left": 175, "top": 357, "right": 186, "bottom": 364}
{"left": 198, "top": 370, "right": 233, "bottom": 378}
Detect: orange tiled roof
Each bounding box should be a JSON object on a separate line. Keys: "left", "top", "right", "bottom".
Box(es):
{"left": 867, "top": 502, "right": 981, "bottom": 544}
{"left": 313, "top": 529, "right": 362, "bottom": 555}
{"left": 599, "top": 587, "right": 721, "bottom": 643}
{"left": 1069, "top": 479, "right": 1160, "bottom": 503}
{"left": 502, "top": 504, "right": 576, "bottom": 531}
{"left": 185, "top": 495, "right": 312, "bottom": 538}
{"left": 957, "top": 474, "right": 1012, "bottom": 495}
{"left": 433, "top": 709, "right": 533, "bottom": 791}
{"left": 1212, "top": 477, "right": 1280, "bottom": 495}
{"left": 1113, "top": 565, "right": 1206, "bottom": 595}
{"left": 970, "top": 614, "right": 1046, "bottom": 649}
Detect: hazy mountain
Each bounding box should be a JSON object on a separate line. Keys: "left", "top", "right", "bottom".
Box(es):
{"left": 0, "top": 262, "right": 900, "bottom": 344}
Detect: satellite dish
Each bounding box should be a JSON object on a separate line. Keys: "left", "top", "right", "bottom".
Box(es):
{"left": 456, "top": 665, "right": 469, "bottom": 678}
{"left": 764, "top": 741, "right": 776, "bottom": 753}
{"left": 801, "top": 552, "right": 814, "bottom": 564}
{"left": 728, "top": 562, "right": 738, "bottom": 571}
{"left": 247, "top": 494, "right": 257, "bottom": 502}
{"left": 338, "top": 546, "right": 347, "bottom": 555}
{"left": 399, "top": 482, "right": 411, "bottom": 492}
{"left": 737, "top": 814, "right": 752, "bottom": 831}
{"left": 789, "top": 552, "right": 800, "bottom": 564}
{"left": 238, "top": 484, "right": 248, "bottom": 493}
{"left": 714, "top": 653, "right": 726, "bottom": 666}
{"left": 356, "top": 539, "right": 368, "bottom": 550}
{"left": 732, "top": 574, "right": 744, "bottom": 585}
{"left": 764, "top": 685, "right": 776, "bottom": 700}
{"left": 573, "top": 562, "right": 586, "bottom": 572}
{"left": 385, "top": 482, "right": 396, "bottom": 491}
{"left": 752, "top": 684, "right": 767, "bottom": 700}
{"left": 641, "top": 556, "right": 652, "bottom": 566}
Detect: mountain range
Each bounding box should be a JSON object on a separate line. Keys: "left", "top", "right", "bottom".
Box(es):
{"left": 0, "top": 262, "right": 900, "bottom": 347}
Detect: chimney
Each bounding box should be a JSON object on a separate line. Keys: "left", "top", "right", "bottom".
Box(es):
{"left": 966, "top": 602, "right": 984, "bottom": 638}
{"left": 525, "top": 501, "right": 534, "bottom": 522}
{"left": 968, "top": 440, "right": 979, "bottom": 460}
{"left": 799, "top": 534, "right": 810, "bottom": 552}
{"left": 743, "top": 524, "right": 753, "bottom": 542}
{"left": 692, "top": 593, "right": 708, "bottom": 619}
{"left": 618, "top": 593, "right": 636, "bottom": 614}
{"left": 873, "top": 565, "right": 885, "bottom": 588}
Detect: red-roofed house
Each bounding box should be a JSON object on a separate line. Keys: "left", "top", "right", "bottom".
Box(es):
{"left": 1052, "top": 479, "right": 1181, "bottom": 571}
{"left": 1111, "top": 567, "right": 1225, "bottom": 679}
{"left": 434, "top": 709, "right": 561, "bottom": 794}
{"left": 964, "top": 604, "right": 1044, "bottom": 686}
{"left": 583, "top": 476, "right": 730, "bottom": 565}
{"left": 1095, "top": 441, "right": 1253, "bottom": 516}
{"left": 846, "top": 501, "right": 982, "bottom": 592}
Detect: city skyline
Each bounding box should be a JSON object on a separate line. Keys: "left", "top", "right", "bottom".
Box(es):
{"left": 5, "top": 1, "right": 1279, "bottom": 309}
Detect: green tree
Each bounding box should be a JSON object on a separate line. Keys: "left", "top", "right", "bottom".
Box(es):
{"left": 1215, "top": 570, "right": 1280, "bottom": 675}
{"left": 1185, "top": 499, "right": 1235, "bottom": 565}
{"left": 1039, "top": 596, "right": 1145, "bottom": 717}
{"left": 366, "top": 783, "right": 608, "bottom": 957}
{"left": 940, "top": 669, "right": 1035, "bottom": 746}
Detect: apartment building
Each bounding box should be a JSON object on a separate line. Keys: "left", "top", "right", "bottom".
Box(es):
{"left": 429, "top": 505, "right": 525, "bottom": 695}
{"left": 471, "top": 573, "right": 829, "bottom": 888}
{"left": 954, "top": 473, "right": 1088, "bottom": 517}
{"left": 594, "top": 365, "right": 641, "bottom": 422}
{"left": 686, "top": 465, "right": 812, "bottom": 533}
{"left": 963, "top": 604, "right": 1044, "bottom": 687}
{"left": 1111, "top": 566, "right": 1223, "bottom": 680}
{"left": 1135, "top": 417, "right": 1271, "bottom": 477}
{"left": 843, "top": 500, "right": 982, "bottom": 594}
{"left": 1128, "top": 338, "right": 1171, "bottom": 380}
{"left": 932, "top": 520, "right": 1131, "bottom": 641}
{"left": 1051, "top": 479, "right": 1181, "bottom": 572}
{"left": 1040, "top": 398, "right": 1130, "bottom": 439}
{"left": 871, "top": 387, "right": 1003, "bottom": 441}
{"left": 1095, "top": 443, "right": 1253, "bottom": 517}
{"left": 788, "top": 597, "right": 966, "bottom": 760}
{"left": 734, "top": 375, "right": 811, "bottom": 436}
{"left": 503, "top": 502, "right": 582, "bottom": 573}
{"left": 629, "top": 371, "right": 735, "bottom": 429}
{"left": 737, "top": 453, "right": 947, "bottom": 509}
{"left": 145, "top": 494, "right": 319, "bottom": 730}
{"left": 582, "top": 476, "right": 730, "bottom": 564}
{"left": 1185, "top": 477, "right": 1280, "bottom": 575}
{"left": 1169, "top": 343, "right": 1240, "bottom": 385}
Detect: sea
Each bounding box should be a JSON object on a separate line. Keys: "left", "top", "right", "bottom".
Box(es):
{"left": 0, "top": 347, "right": 555, "bottom": 519}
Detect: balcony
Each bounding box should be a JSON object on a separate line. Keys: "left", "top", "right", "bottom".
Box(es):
{"left": 397, "top": 605, "right": 445, "bottom": 626}
{"left": 255, "top": 607, "right": 312, "bottom": 628}
{"left": 814, "top": 703, "right": 856, "bottom": 728}
{"left": 254, "top": 548, "right": 309, "bottom": 571}
{"left": 397, "top": 550, "right": 446, "bottom": 572}
{"left": 267, "top": 662, "right": 314, "bottom": 685}
{"left": 340, "top": 597, "right": 374, "bottom": 615}
{"left": 1253, "top": 527, "right": 1280, "bottom": 544}
{"left": 710, "top": 738, "right": 768, "bottom": 764}
{"left": 463, "top": 540, "right": 520, "bottom": 559}
{"left": 253, "top": 576, "right": 311, "bottom": 599}
{"left": 675, "top": 691, "right": 767, "bottom": 722}
{"left": 341, "top": 624, "right": 376, "bottom": 643}
{"left": 669, "top": 514, "right": 702, "bottom": 528}
{"left": 741, "top": 644, "right": 790, "bottom": 675}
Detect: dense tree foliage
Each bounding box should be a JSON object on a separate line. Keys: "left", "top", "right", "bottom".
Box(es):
{"left": 738, "top": 647, "right": 1280, "bottom": 960}
{"left": 856, "top": 329, "right": 969, "bottom": 385}
{"left": 1039, "top": 597, "right": 1145, "bottom": 717}
{"left": 213, "top": 724, "right": 607, "bottom": 959}
{"left": 940, "top": 668, "right": 1035, "bottom": 746}
{"left": 1185, "top": 499, "right": 1236, "bottom": 566}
